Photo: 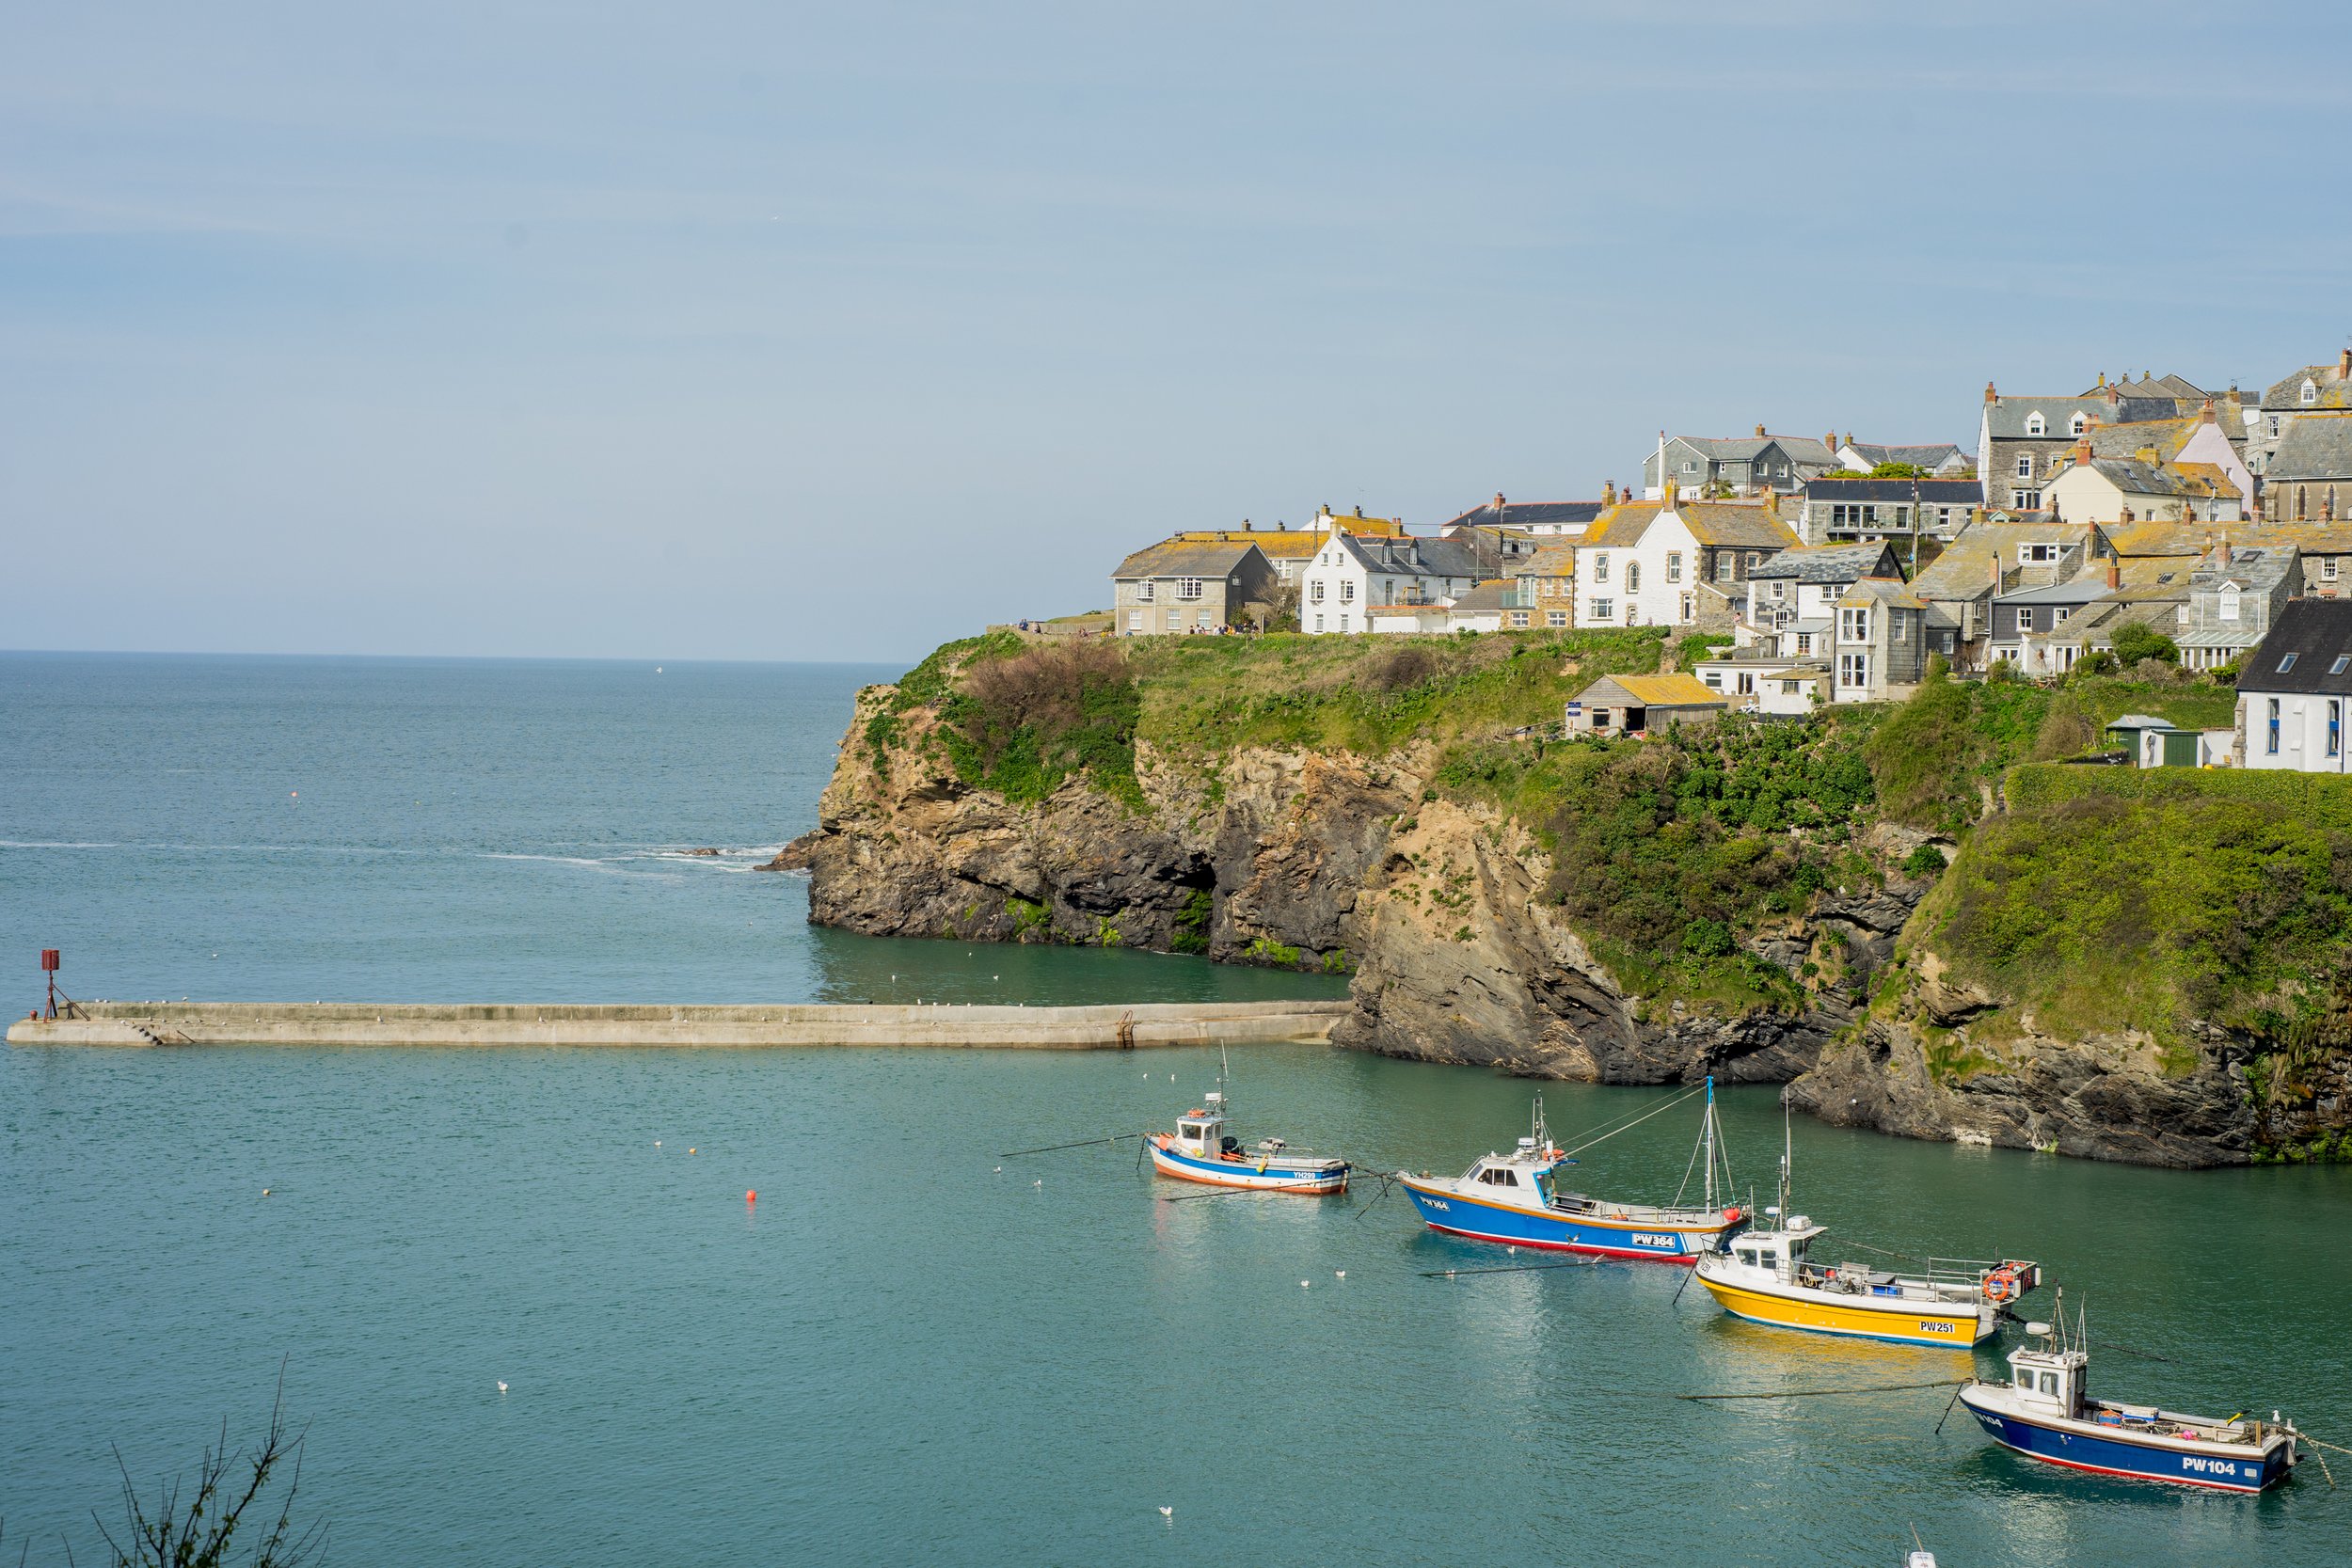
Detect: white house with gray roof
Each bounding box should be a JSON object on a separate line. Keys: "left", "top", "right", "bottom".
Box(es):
{"left": 1836, "top": 440, "right": 1970, "bottom": 476}
{"left": 1738, "top": 542, "right": 1901, "bottom": 664}
{"left": 2178, "top": 540, "right": 2300, "bottom": 672}
{"left": 2240, "top": 598, "right": 2352, "bottom": 773}
{"left": 1977, "top": 381, "right": 2203, "bottom": 511}
{"left": 1298, "top": 531, "right": 1483, "bottom": 635}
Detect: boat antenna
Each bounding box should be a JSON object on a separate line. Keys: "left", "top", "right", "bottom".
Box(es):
{"left": 1778, "top": 1101, "right": 1793, "bottom": 1226}
{"left": 1218, "top": 1043, "right": 1232, "bottom": 1103}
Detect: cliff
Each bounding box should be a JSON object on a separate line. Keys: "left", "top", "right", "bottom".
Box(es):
{"left": 777, "top": 630, "right": 2352, "bottom": 1167}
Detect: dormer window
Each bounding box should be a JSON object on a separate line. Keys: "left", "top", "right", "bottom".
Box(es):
{"left": 2303, "top": 379, "right": 2319, "bottom": 405}
{"left": 2069, "top": 413, "right": 2088, "bottom": 436}
{"left": 2279, "top": 652, "right": 2299, "bottom": 673}
{"left": 2025, "top": 411, "right": 2046, "bottom": 436}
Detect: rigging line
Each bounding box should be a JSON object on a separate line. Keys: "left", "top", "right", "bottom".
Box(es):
{"left": 1557, "top": 1084, "right": 1708, "bottom": 1159}
{"left": 2299, "top": 1433, "right": 2352, "bottom": 1460}
{"left": 1677, "top": 1379, "right": 1966, "bottom": 1402}
{"left": 1994, "top": 1310, "right": 2177, "bottom": 1364}
{"left": 1157, "top": 1179, "right": 1351, "bottom": 1202}
{"left": 1549, "top": 1082, "right": 1706, "bottom": 1154}
{"left": 1671, "top": 1120, "right": 1706, "bottom": 1210}
{"left": 998, "top": 1132, "right": 1142, "bottom": 1158}
{"left": 1420, "top": 1258, "right": 1599, "bottom": 1278}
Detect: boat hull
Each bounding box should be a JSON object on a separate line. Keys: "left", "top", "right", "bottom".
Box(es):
{"left": 1695, "top": 1272, "right": 1991, "bottom": 1347}
{"left": 1957, "top": 1389, "right": 2294, "bottom": 1492}
{"left": 1148, "top": 1139, "right": 1347, "bottom": 1194}
{"left": 1399, "top": 1176, "right": 1737, "bottom": 1261}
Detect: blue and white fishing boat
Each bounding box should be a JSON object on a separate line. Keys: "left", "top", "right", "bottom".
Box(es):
{"left": 1145, "top": 1053, "right": 1348, "bottom": 1195}
{"left": 1396, "top": 1082, "right": 1745, "bottom": 1262}
{"left": 1957, "top": 1299, "right": 2303, "bottom": 1492}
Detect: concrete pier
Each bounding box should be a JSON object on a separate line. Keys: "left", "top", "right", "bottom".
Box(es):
{"left": 6, "top": 999, "right": 1350, "bottom": 1051}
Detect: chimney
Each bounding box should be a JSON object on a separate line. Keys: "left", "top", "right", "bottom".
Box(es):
{"left": 2217, "top": 532, "right": 2233, "bottom": 563}
{"left": 1755, "top": 423, "right": 1766, "bottom": 439}
{"left": 2201, "top": 396, "right": 2217, "bottom": 425}
{"left": 2121, "top": 504, "right": 2135, "bottom": 523}
{"left": 1354, "top": 503, "right": 1364, "bottom": 517}
{"left": 1603, "top": 480, "right": 1617, "bottom": 505}
{"left": 2106, "top": 557, "right": 2121, "bottom": 591}
{"left": 2340, "top": 347, "right": 2351, "bottom": 380}
{"left": 1844, "top": 432, "right": 1855, "bottom": 451}
{"left": 1824, "top": 430, "right": 1836, "bottom": 454}
{"left": 1761, "top": 488, "right": 1779, "bottom": 518}
{"left": 2097, "top": 372, "right": 2106, "bottom": 388}
{"left": 2105, "top": 383, "right": 2121, "bottom": 408}
{"left": 2074, "top": 436, "right": 2093, "bottom": 467}
{"left": 1984, "top": 381, "right": 1997, "bottom": 404}
{"left": 1989, "top": 553, "right": 2002, "bottom": 591}
{"left": 1243, "top": 518, "right": 1253, "bottom": 531}
{"left": 1492, "top": 492, "right": 1505, "bottom": 516}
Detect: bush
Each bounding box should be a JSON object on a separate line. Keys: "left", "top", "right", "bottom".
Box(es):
{"left": 1901, "top": 842, "right": 1948, "bottom": 878}
{"left": 940, "top": 639, "right": 1144, "bottom": 810}
{"left": 1368, "top": 642, "right": 1441, "bottom": 693}
{"left": 2073, "top": 650, "right": 2118, "bottom": 677}
{"left": 2112, "top": 622, "right": 2180, "bottom": 666}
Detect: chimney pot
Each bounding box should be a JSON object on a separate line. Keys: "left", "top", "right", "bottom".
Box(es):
{"left": 1989, "top": 553, "right": 2001, "bottom": 589}
{"left": 1755, "top": 423, "right": 1765, "bottom": 439}
{"left": 2340, "top": 347, "right": 2351, "bottom": 380}
{"left": 2074, "top": 436, "right": 2093, "bottom": 467}
{"left": 2219, "top": 533, "right": 2233, "bottom": 563}
{"left": 2106, "top": 557, "right": 2120, "bottom": 591}
{"left": 1985, "top": 381, "right": 1998, "bottom": 404}
{"left": 1603, "top": 480, "right": 1617, "bottom": 505}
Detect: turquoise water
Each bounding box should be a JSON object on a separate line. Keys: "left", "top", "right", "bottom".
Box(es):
{"left": 4, "top": 656, "right": 2349, "bottom": 1566}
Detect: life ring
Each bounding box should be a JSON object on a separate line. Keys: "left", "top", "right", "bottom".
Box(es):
{"left": 1984, "top": 1267, "right": 2020, "bottom": 1305}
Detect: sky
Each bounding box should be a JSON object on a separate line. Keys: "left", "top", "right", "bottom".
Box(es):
{"left": 5, "top": 1, "right": 2349, "bottom": 664}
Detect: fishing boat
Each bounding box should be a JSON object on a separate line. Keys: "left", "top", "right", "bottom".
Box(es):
{"left": 1145, "top": 1053, "right": 1348, "bottom": 1195}
{"left": 1692, "top": 1117, "right": 2041, "bottom": 1347}
{"left": 1957, "top": 1300, "right": 2302, "bottom": 1492}
{"left": 1395, "top": 1081, "right": 1745, "bottom": 1261}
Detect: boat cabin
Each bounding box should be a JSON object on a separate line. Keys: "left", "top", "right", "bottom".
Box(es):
{"left": 1464, "top": 1136, "right": 1562, "bottom": 1194}
{"left": 1172, "top": 1094, "right": 1239, "bottom": 1159}
{"left": 2006, "top": 1338, "right": 2089, "bottom": 1422}
{"left": 1722, "top": 1213, "right": 1823, "bottom": 1284}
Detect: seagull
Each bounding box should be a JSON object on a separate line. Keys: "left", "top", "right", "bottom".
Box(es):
{"left": 655, "top": 1141, "right": 661, "bottom": 1147}
{"left": 1034, "top": 1179, "right": 1043, "bottom": 1187}
{"left": 1301, "top": 1280, "right": 1311, "bottom": 1288}
{"left": 1335, "top": 1271, "right": 1346, "bottom": 1279}
{"left": 993, "top": 1166, "right": 1003, "bottom": 1174}
{"left": 498, "top": 1381, "right": 508, "bottom": 1394}
{"left": 1159, "top": 1507, "right": 1172, "bottom": 1520}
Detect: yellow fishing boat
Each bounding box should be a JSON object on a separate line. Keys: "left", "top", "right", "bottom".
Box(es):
{"left": 1692, "top": 1120, "right": 2040, "bottom": 1348}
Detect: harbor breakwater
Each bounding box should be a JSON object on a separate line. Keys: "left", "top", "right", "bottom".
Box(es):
{"left": 7, "top": 1000, "right": 1350, "bottom": 1050}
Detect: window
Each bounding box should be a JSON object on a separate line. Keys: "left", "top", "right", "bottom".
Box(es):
{"left": 2270, "top": 416, "right": 2282, "bottom": 436}
{"left": 2218, "top": 585, "right": 2241, "bottom": 622}
{"left": 2025, "top": 412, "right": 2046, "bottom": 436}
{"left": 2333, "top": 701, "right": 2343, "bottom": 758}
{"left": 1338, "top": 613, "right": 1348, "bottom": 632}
{"left": 1794, "top": 633, "right": 1812, "bottom": 655}
{"left": 2334, "top": 656, "right": 2351, "bottom": 675}
{"left": 1682, "top": 459, "right": 1697, "bottom": 473}
{"left": 1839, "top": 607, "right": 1871, "bottom": 641}
{"left": 1782, "top": 679, "right": 1802, "bottom": 695}
{"left": 2054, "top": 608, "right": 2070, "bottom": 626}
{"left": 2041, "top": 1372, "right": 2062, "bottom": 1398}
{"left": 2016, "top": 608, "right": 2037, "bottom": 633}
{"left": 1667, "top": 551, "right": 1683, "bottom": 582}
{"left": 2014, "top": 454, "right": 2034, "bottom": 480}
{"left": 2069, "top": 413, "right": 2087, "bottom": 436}
{"left": 1680, "top": 593, "right": 1694, "bottom": 622}
{"left": 2303, "top": 379, "right": 2319, "bottom": 405}
{"left": 1313, "top": 613, "right": 1325, "bottom": 632}
{"left": 1593, "top": 553, "right": 1610, "bottom": 583}
{"left": 1308, "top": 580, "right": 1325, "bottom": 603}
{"left": 2022, "top": 543, "right": 2058, "bottom": 563}
{"left": 2324, "top": 559, "right": 2339, "bottom": 583}
{"left": 2279, "top": 652, "right": 2298, "bottom": 672}
{"left": 1137, "top": 579, "right": 1154, "bottom": 602}
{"left": 1736, "top": 672, "right": 1755, "bottom": 695}
{"left": 1591, "top": 598, "right": 1613, "bottom": 621}
{"left": 1197, "top": 610, "right": 1213, "bottom": 628}
{"left": 1772, "top": 580, "right": 1787, "bottom": 599}
{"left": 2268, "top": 697, "right": 2281, "bottom": 753}
{"left": 1715, "top": 553, "right": 1734, "bottom": 582}
{"left": 1626, "top": 562, "right": 1642, "bottom": 592}
{"left": 1178, "top": 577, "right": 1204, "bottom": 600}
{"left": 1702, "top": 672, "right": 1722, "bottom": 689}
{"left": 1508, "top": 610, "right": 1528, "bottom": 628}
{"left": 1340, "top": 580, "right": 1355, "bottom": 603}
{"left": 1839, "top": 651, "right": 1870, "bottom": 689}
{"left": 2014, "top": 489, "right": 2041, "bottom": 510}
{"left": 1547, "top": 610, "right": 1566, "bottom": 627}
{"left": 1126, "top": 610, "right": 1142, "bottom": 634}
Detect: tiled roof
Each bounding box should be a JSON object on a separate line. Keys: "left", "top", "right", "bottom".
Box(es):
{"left": 2261, "top": 362, "right": 2352, "bottom": 412}
{"left": 1676, "top": 503, "right": 1802, "bottom": 550}
{"left": 1337, "top": 532, "right": 1486, "bottom": 580}
{"left": 1580, "top": 502, "right": 1670, "bottom": 547}
{"left": 2242, "top": 598, "right": 2352, "bottom": 694}
{"left": 1611, "top": 673, "right": 1727, "bottom": 707}
{"left": 1113, "top": 539, "right": 1267, "bottom": 578}
{"left": 1750, "top": 542, "right": 1899, "bottom": 583}
{"left": 2266, "top": 415, "right": 2352, "bottom": 481}
{"left": 1439, "top": 500, "right": 1607, "bottom": 531}
{"left": 1175, "top": 529, "right": 1320, "bottom": 558}
{"left": 1984, "top": 395, "right": 2182, "bottom": 439}
{"left": 1840, "top": 576, "right": 1927, "bottom": 610}
{"left": 1907, "top": 521, "right": 2092, "bottom": 599}
{"left": 2060, "top": 457, "right": 2236, "bottom": 499}
{"left": 1804, "top": 478, "right": 1983, "bottom": 502}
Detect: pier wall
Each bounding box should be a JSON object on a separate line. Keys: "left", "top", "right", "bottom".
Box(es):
{"left": 6, "top": 1000, "right": 1349, "bottom": 1051}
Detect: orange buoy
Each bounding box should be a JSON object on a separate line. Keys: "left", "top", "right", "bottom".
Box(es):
{"left": 746, "top": 1189, "right": 756, "bottom": 1203}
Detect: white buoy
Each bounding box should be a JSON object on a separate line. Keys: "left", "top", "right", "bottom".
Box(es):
{"left": 498, "top": 1381, "right": 508, "bottom": 1394}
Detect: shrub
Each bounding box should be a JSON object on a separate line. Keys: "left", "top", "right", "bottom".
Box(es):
{"left": 1368, "top": 642, "right": 1441, "bottom": 693}
{"left": 2112, "top": 622, "right": 2180, "bottom": 666}
{"left": 2073, "top": 650, "right": 2118, "bottom": 677}
{"left": 1901, "top": 842, "right": 1948, "bottom": 878}
{"left": 939, "top": 639, "right": 1144, "bottom": 810}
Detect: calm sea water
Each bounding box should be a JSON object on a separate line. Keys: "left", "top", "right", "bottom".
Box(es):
{"left": 3, "top": 656, "right": 2348, "bottom": 1567}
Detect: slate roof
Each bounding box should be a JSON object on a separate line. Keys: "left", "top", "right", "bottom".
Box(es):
{"left": 1750, "top": 542, "right": 1900, "bottom": 583}
{"left": 1517, "top": 544, "right": 1578, "bottom": 578}
{"left": 1843, "top": 442, "right": 1967, "bottom": 470}
{"left": 1113, "top": 539, "right": 1268, "bottom": 578}
{"left": 2059, "top": 457, "right": 2237, "bottom": 499}
{"left": 2087, "top": 373, "right": 2207, "bottom": 400}
{"left": 2241, "top": 598, "right": 2352, "bottom": 694}
{"left": 1804, "top": 478, "right": 1984, "bottom": 503}
{"left": 1580, "top": 502, "right": 1671, "bottom": 547}
{"left": 1338, "top": 532, "right": 1486, "bottom": 579}
{"left": 2266, "top": 415, "right": 2352, "bottom": 481}
{"left": 2192, "top": 544, "right": 2296, "bottom": 594}
{"left": 1841, "top": 576, "right": 1927, "bottom": 610}
{"left": 2099, "top": 521, "right": 2216, "bottom": 559}
{"left": 1439, "top": 500, "right": 1608, "bottom": 531}
{"left": 2261, "top": 361, "right": 2352, "bottom": 412}
{"left": 1907, "top": 522, "right": 2092, "bottom": 600}
{"left": 2086, "top": 416, "right": 2207, "bottom": 463}
{"left": 1447, "top": 580, "right": 1510, "bottom": 616}
{"left": 1995, "top": 576, "right": 2120, "bottom": 607}
{"left": 1677, "top": 503, "right": 1803, "bottom": 550}
{"left": 1984, "top": 395, "right": 2182, "bottom": 439}
{"left": 1175, "top": 529, "right": 1320, "bottom": 559}
{"left": 1667, "top": 435, "right": 1840, "bottom": 467}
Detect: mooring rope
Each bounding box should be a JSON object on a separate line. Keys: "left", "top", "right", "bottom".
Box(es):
{"left": 998, "top": 1132, "right": 1142, "bottom": 1158}
{"left": 1677, "top": 1379, "right": 1965, "bottom": 1402}
{"left": 1420, "top": 1258, "right": 1598, "bottom": 1278}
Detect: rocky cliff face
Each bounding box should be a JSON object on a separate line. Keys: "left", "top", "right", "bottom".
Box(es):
{"left": 781, "top": 681, "right": 2341, "bottom": 1168}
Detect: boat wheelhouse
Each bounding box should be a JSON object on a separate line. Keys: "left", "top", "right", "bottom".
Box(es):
{"left": 1397, "top": 1084, "right": 1745, "bottom": 1262}
{"left": 1145, "top": 1082, "right": 1349, "bottom": 1196}
{"left": 1957, "top": 1303, "right": 2301, "bottom": 1492}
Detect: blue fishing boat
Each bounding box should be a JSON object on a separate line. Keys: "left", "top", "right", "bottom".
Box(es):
{"left": 1396, "top": 1081, "right": 1744, "bottom": 1262}
{"left": 1957, "top": 1300, "right": 2303, "bottom": 1492}
{"left": 1145, "top": 1052, "right": 1348, "bottom": 1195}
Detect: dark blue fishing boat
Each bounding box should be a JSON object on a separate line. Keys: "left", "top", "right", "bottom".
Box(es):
{"left": 1956, "top": 1301, "right": 2302, "bottom": 1492}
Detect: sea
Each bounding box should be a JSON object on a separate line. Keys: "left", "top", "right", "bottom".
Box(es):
{"left": 2, "top": 652, "right": 2346, "bottom": 1568}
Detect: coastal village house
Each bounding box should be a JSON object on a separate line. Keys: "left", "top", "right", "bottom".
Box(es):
{"left": 1834, "top": 438, "right": 1970, "bottom": 476}
{"left": 2041, "top": 440, "right": 2245, "bottom": 527}
{"left": 1797, "top": 477, "right": 1982, "bottom": 548}
{"left": 1830, "top": 576, "right": 1931, "bottom": 702}
{"left": 1569, "top": 673, "right": 1734, "bottom": 736}
{"left": 2264, "top": 415, "right": 2352, "bottom": 524}
{"left": 1643, "top": 430, "right": 1841, "bottom": 499}
{"left": 1502, "top": 544, "right": 1578, "bottom": 629}
{"left": 1110, "top": 538, "right": 1277, "bottom": 635}
{"left": 2240, "top": 598, "right": 2352, "bottom": 773}
{"left": 1299, "top": 531, "right": 1483, "bottom": 634}
{"left": 1439, "top": 493, "right": 1609, "bottom": 540}
{"left": 1902, "top": 519, "right": 2101, "bottom": 670}
{"left": 1572, "top": 498, "right": 1801, "bottom": 629}
{"left": 1977, "top": 378, "right": 2209, "bottom": 512}
{"left": 2177, "top": 539, "right": 2301, "bottom": 672}
{"left": 2083, "top": 403, "right": 2256, "bottom": 510}
{"left": 2250, "top": 351, "right": 2352, "bottom": 481}
{"left": 1737, "top": 542, "right": 1903, "bottom": 663}
{"left": 1168, "top": 525, "right": 1318, "bottom": 585}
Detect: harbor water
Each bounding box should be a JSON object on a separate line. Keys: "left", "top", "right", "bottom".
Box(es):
{"left": 4, "top": 654, "right": 2348, "bottom": 1566}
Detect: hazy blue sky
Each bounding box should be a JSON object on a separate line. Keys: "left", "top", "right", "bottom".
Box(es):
{"left": 6, "top": 2, "right": 2347, "bottom": 663}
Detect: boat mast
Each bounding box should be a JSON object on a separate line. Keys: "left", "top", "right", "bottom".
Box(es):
{"left": 1703, "top": 1075, "right": 1717, "bottom": 1212}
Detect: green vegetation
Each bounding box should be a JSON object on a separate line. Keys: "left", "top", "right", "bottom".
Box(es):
{"left": 1911, "top": 766, "right": 2352, "bottom": 1051}
{"left": 1170, "top": 889, "right": 1213, "bottom": 955}
{"left": 1246, "top": 936, "right": 1303, "bottom": 968}
{"left": 2112, "top": 622, "right": 2180, "bottom": 666}
{"left": 1902, "top": 842, "right": 1948, "bottom": 878}
{"left": 1007, "top": 896, "right": 1052, "bottom": 941}
{"left": 1674, "top": 633, "right": 1733, "bottom": 672}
